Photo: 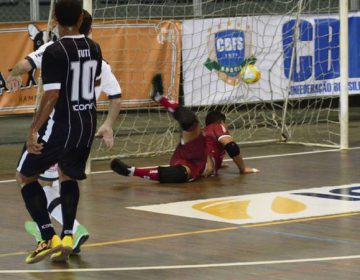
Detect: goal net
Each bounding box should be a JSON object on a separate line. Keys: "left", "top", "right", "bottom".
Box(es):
{"left": 90, "top": 0, "right": 347, "bottom": 162}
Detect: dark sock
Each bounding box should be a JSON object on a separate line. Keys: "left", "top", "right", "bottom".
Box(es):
{"left": 21, "top": 181, "right": 55, "bottom": 241}
{"left": 134, "top": 167, "right": 159, "bottom": 181}
{"left": 60, "top": 180, "right": 79, "bottom": 237}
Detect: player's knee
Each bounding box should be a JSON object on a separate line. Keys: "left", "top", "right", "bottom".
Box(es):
{"left": 173, "top": 107, "right": 198, "bottom": 131}
{"left": 224, "top": 141, "right": 240, "bottom": 158}
{"left": 158, "top": 165, "right": 189, "bottom": 183}
{"left": 15, "top": 171, "right": 36, "bottom": 188}
{"left": 15, "top": 172, "right": 24, "bottom": 187}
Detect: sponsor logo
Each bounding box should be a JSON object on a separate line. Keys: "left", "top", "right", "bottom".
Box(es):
{"left": 128, "top": 183, "right": 360, "bottom": 225}
{"left": 72, "top": 103, "right": 95, "bottom": 111}
{"left": 204, "top": 21, "right": 252, "bottom": 86}
{"left": 41, "top": 223, "right": 54, "bottom": 229}
{"left": 28, "top": 23, "right": 58, "bottom": 51}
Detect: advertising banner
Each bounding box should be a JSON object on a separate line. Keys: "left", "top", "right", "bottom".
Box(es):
{"left": 182, "top": 14, "right": 360, "bottom": 106}
{"left": 0, "top": 20, "right": 181, "bottom": 115}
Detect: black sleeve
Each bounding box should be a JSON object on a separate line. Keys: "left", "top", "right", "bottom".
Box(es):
{"left": 41, "top": 47, "right": 63, "bottom": 91}
{"left": 95, "top": 43, "right": 102, "bottom": 81}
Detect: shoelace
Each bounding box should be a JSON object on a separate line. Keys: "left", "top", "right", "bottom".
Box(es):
{"left": 34, "top": 241, "right": 48, "bottom": 253}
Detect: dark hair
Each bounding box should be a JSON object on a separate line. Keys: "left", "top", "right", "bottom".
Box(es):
{"left": 79, "top": 9, "right": 92, "bottom": 36}
{"left": 205, "top": 110, "right": 226, "bottom": 126}
{"left": 55, "top": 0, "right": 82, "bottom": 27}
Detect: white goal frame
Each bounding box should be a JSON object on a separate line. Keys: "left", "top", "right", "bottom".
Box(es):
{"left": 80, "top": 0, "right": 349, "bottom": 172}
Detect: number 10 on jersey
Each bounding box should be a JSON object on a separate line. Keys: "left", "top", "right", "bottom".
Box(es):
{"left": 70, "top": 60, "right": 98, "bottom": 101}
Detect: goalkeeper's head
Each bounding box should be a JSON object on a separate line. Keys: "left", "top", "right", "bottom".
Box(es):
{"left": 55, "top": 0, "right": 83, "bottom": 29}
{"left": 205, "top": 110, "right": 226, "bottom": 126}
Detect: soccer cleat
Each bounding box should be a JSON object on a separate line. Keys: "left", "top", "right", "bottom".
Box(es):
{"left": 151, "top": 74, "right": 164, "bottom": 102}
{"left": 24, "top": 221, "right": 42, "bottom": 243}
{"left": 72, "top": 224, "right": 90, "bottom": 255}
{"left": 25, "top": 234, "right": 62, "bottom": 264}
{"left": 111, "top": 159, "right": 131, "bottom": 176}
{"left": 50, "top": 235, "right": 73, "bottom": 262}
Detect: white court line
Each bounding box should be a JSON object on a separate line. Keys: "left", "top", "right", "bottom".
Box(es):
{"left": 2, "top": 146, "right": 360, "bottom": 184}
{"left": 0, "top": 179, "right": 17, "bottom": 184}
{"left": 1, "top": 255, "right": 360, "bottom": 273}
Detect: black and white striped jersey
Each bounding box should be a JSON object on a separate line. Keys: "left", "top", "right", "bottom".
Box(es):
{"left": 41, "top": 34, "right": 102, "bottom": 148}
{"left": 27, "top": 41, "right": 121, "bottom": 99}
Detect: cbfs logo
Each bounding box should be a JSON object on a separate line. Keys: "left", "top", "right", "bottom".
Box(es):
{"left": 205, "top": 22, "right": 252, "bottom": 86}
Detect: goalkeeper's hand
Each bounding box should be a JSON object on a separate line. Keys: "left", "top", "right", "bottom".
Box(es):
{"left": 6, "top": 74, "right": 22, "bottom": 92}
{"left": 95, "top": 124, "right": 114, "bottom": 149}
{"left": 240, "top": 166, "right": 260, "bottom": 174}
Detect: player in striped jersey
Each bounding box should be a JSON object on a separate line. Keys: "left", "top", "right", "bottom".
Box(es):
{"left": 7, "top": 9, "right": 121, "bottom": 256}
{"left": 15, "top": 0, "right": 106, "bottom": 264}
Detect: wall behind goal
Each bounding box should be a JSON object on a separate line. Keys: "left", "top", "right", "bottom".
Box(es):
{"left": 0, "top": 20, "right": 181, "bottom": 115}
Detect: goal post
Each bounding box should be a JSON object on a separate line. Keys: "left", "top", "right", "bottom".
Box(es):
{"left": 340, "top": 0, "right": 349, "bottom": 149}
{"left": 85, "top": 0, "right": 351, "bottom": 166}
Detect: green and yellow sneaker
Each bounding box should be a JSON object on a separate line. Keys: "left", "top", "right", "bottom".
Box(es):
{"left": 50, "top": 235, "right": 73, "bottom": 262}
{"left": 24, "top": 221, "right": 42, "bottom": 243}
{"left": 25, "top": 234, "right": 62, "bottom": 264}
{"left": 72, "top": 224, "right": 89, "bottom": 255}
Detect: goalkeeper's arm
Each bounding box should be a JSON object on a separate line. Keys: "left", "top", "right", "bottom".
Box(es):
{"left": 219, "top": 135, "right": 259, "bottom": 174}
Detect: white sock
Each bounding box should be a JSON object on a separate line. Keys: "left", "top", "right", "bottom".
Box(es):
{"left": 154, "top": 92, "right": 162, "bottom": 102}
{"left": 43, "top": 183, "right": 81, "bottom": 233}
{"left": 73, "top": 220, "right": 80, "bottom": 232}
{"left": 44, "top": 185, "right": 64, "bottom": 224}
{"left": 129, "top": 166, "right": 135, "bottom": 176}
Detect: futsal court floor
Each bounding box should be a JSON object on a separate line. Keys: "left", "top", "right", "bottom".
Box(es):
{"left": 0, "top": 141, "right": 360, "bottom": 280}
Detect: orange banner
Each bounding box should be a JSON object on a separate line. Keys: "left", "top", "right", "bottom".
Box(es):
{"left": 0, "top": 20, "right": 181, "bottom": 115}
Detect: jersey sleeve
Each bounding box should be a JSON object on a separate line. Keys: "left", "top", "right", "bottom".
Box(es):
{"left": 99, "top": 60, "right": 122, "bottom": 99}
{"left": 95, "top": 43, "right": 102, "bottom": 82}
{"left": 26, "top": 41, "right": 54, "bottom": 70}
{"left": 213, "top": 123, "right": 231, "bottom": 141}
{"left": 41, "top": 47, "right": 63, "bottom": 91}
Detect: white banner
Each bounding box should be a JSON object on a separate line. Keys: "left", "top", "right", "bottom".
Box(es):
{"left": 182, "top": 14, "right": 360, "bottom": 106}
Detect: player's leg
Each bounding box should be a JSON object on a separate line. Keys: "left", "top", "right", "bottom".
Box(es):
{"left": 51, "top": 146, "right": 90, "bottom": 262}
{"left": 50, "top": 169, "right": 78, "bottom": 262}
{"left": 48, "top": 180, "right": 89, "bottom": 255}
{"left": 111, "top": 159, "right": 189, "bottom": 183}
{"left": 151, "top": 74, "right": 201, "bottom": 143}
{"left": 24, "top": 162, "right": 90, "bottom": 254}
{"left": 16, "top": 148, "right": 62, "bottom": 264}
{"left": 25, "top": 179, "right": 90, "bottom": 254}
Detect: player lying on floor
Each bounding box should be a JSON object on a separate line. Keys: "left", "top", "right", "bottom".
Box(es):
{"left": 111, "top": 74, "right": 259, "bottom": 183}
{"left": 7, "top": 9, "right": 121, "bottom": 254}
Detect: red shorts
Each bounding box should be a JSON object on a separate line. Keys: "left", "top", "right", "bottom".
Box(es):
{"left": 170, "top": 134, "right": 207, "bottom": 180}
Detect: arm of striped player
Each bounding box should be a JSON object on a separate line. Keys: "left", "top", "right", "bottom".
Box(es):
{"left": 95, "top": 97, "right": 121, "bottom": 149}
{"left": 6, "top": 59, "right": 33, "bottom": 92}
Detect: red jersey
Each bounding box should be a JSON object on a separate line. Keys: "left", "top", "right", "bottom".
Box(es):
{"left": 203, "top": 122, "right": 230, "bottom": 174}
{"left": 170, "top": 133, "right": 207, "bottom": 180}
